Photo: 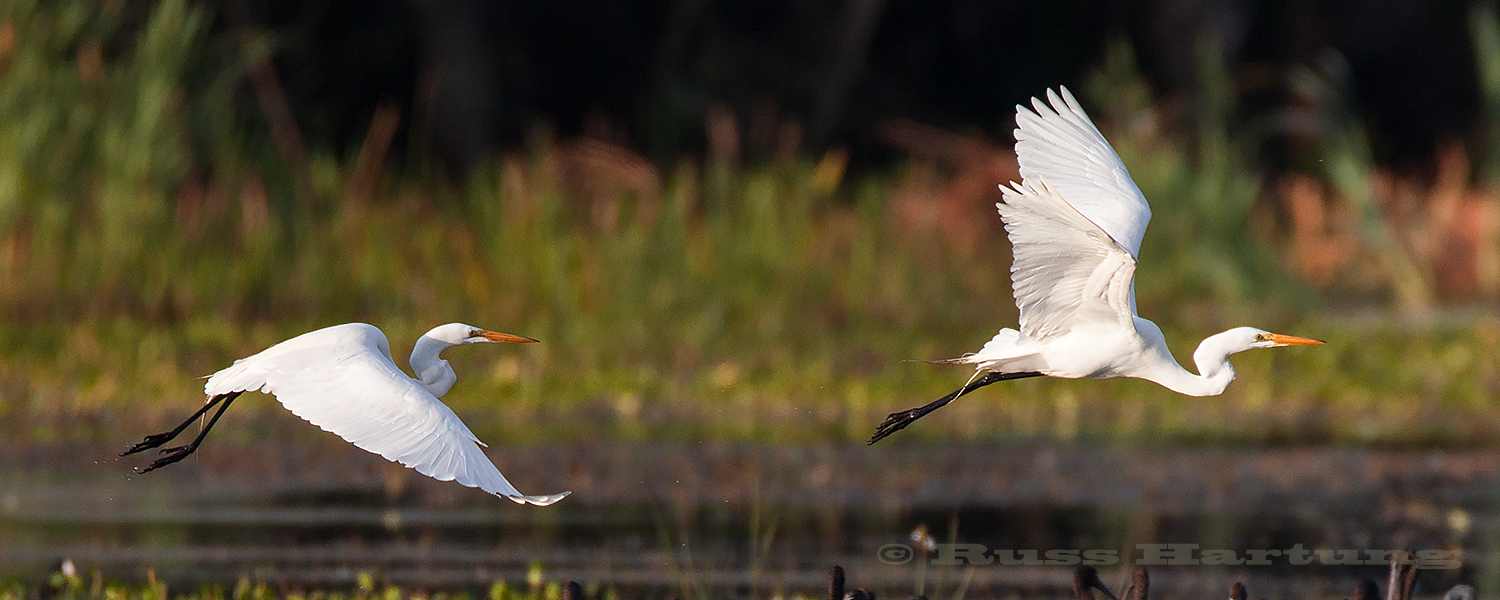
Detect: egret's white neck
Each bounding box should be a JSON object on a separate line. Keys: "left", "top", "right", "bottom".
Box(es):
{"left": 1140, "top": 331, "right": 1242, "bottom": 397}
{"left": 410, "top": 333, "right": 459, "bottom": 398}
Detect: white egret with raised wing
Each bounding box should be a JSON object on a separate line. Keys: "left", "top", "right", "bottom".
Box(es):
{"left": 869, "top": 87, "right": 1323, "bottom": 444}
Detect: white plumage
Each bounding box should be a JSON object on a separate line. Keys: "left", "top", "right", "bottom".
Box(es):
{"left": 869, "top": 86, "right": 1323, "bottom": 444}
{"left": 1014, "top": 88, "right": 1152, "bottom": 259}
{"left": 125, "top": 322, "right": 569, "bottom": 506}
{"left": 998, "top": 174, "right": 1137, "bottom": 344}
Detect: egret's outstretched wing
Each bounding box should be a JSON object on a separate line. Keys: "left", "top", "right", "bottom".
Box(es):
{"left": 997, "top": 176, "right": 1137, "bottom": 341}
{"left": 204, "top": 323, "right": 568, "bottom": 506}
{"left": 1014, "top": 87, "right": 1151, "bottom": 258}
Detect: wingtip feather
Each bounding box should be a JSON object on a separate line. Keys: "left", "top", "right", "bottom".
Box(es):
{"left": 1059, "top": 85, "right": 1080, "bottom": 111}
{"left": 1045, "top": 88, "right": 1064, "bottom": 111}
{"left": 506, "top": 490, "right": 571, "bottom": 506}
{"left": 1031, "top": 95, "right": 1051, "bottom": 117}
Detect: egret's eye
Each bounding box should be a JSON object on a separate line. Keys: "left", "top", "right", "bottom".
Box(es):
{"left": 468, "top": 328, "right": 482, "bottom": 338}
{"left": 1254, "top": 333, "right": 1269, "bottom": 342}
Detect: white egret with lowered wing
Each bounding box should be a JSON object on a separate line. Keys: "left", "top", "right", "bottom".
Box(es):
{"left": 870, "top": 87, "right": 1323, "bottom": 444}
{"left": 123, "top": 322, "right": 570, "bottom": 506}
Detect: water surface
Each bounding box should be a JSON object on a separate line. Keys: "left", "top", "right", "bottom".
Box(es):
{"left": 2, "top": 440, "right": 1491, "bottom": 598}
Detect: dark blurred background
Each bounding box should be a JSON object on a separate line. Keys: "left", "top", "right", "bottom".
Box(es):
{"left": 238, "top": 0, "right": 1474, "bottom": 174}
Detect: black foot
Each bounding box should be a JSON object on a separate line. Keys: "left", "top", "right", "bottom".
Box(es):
{"left": 136, "top": 443, "right": 200, "bottom": 474}
{"left": 120, "top": 431, "right": 179, "bottom": 456}
{"left": 869, "top": 410, "right": 923, "bottom": 444}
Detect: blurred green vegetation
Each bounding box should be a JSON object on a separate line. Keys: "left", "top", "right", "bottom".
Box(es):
{"left": 15, "top": 559, "right": 991, "bottom": 600}
{"left": 4, "top": 0, "right": 1500, "bottom": 449}
{"left": 14, "top": 563, "right": 628, "bottom": 600}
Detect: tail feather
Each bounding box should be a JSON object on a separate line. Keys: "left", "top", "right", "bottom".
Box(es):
{"left": 204, "top": 358, "right": 265, "bottom": 396}
{"left": 933, "top": 328, "right": 1043, "bottom": 371}
{"left": 974, "top": 328, "right": 1029, "bottom": 358}
{"left": 907, "top": 357, "right": 971, "bottom": 365}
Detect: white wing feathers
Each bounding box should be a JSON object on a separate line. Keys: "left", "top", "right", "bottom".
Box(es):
{"left": 997, "top": 175, "right": 1138, "bottom": 341}
{"left": 204, "top": 324, "right": 567, "bottom": 506}
{"left": 1014, "top": 87, "right": 1151, "bottom": 258}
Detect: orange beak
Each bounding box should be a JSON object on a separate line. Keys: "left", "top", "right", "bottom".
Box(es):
{"left": 1264, "top": 333, "right": 1324, "bottom": 346}
{"left": 479, "top": 330, "right": 540, "bottom": 344}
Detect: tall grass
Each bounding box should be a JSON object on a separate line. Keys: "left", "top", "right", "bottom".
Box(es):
{"left": 1083, "top": 38, "right": 1281, "bottom": 308}
{"left": 14, "top": 563, "right": 616, "bottom": 600}
{"left": 3, "top": 0, "right": 1500, "bottom": 448}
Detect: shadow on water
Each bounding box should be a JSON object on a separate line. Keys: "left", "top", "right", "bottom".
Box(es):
{"left": 1, "top": 440, "right": 1493, "bottom": 598}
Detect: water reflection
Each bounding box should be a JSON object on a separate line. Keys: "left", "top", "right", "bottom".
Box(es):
{"left": 1, "top": 441, "right": 1489, "bottom": 598}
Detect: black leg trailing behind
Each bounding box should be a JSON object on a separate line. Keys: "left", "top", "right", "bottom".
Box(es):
{"left": 868, "top": 371, "right": 1042, "bottom": 444}
{"left": 121, "top": 391, "right": 242, "bottom": 472}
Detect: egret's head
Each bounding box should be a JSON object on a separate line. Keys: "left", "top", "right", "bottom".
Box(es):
{"left": 1225, "top": 326, "right": 1325, "bottom": 351}
{"left": 1188, "top": 327, "right": 1324, "bottom": 391}
{"left": 426, "top": 323, "right": 539, "bottom": 346}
